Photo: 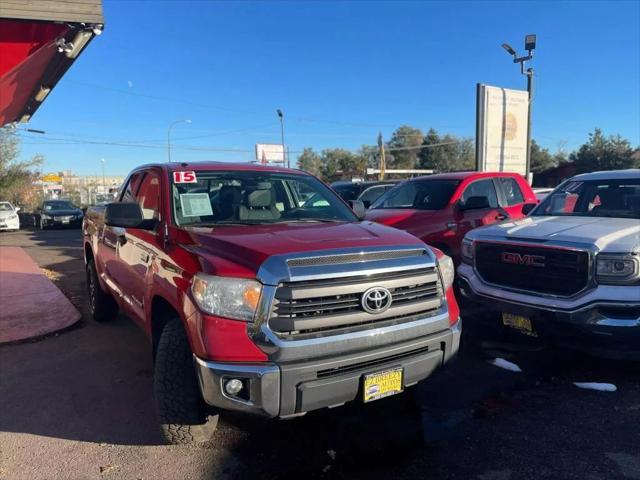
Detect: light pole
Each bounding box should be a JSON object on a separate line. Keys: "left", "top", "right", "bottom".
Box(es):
{"left": 276, "top": 109, "right": 287, "bottom": 168}
{"left": 100, "top": 158, "right": 105, "bottom": 192}
{"left": 167, "top": 119, "right": 191, "bottom": 162}
{"left": 502, "top": 34, "right": 536, "bottom": 182}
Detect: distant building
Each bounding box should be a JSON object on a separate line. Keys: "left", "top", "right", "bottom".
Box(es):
{"left": 533, "top": 163, "right": 577, "bottom": 188}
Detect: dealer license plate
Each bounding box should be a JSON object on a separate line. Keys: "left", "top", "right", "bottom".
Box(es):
{"left": 363, "top": 368, "right": 403, "bottom": 403}
{"left": 502, "top": 312, "right": 537, "bottom": 337}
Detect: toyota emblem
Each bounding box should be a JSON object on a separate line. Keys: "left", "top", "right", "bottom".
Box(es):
{"left": 361, "top": 287, "right": 393, "bottom": 314}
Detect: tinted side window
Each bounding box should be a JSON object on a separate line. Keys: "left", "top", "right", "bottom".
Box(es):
{"left": 135, "top": 171, "right": 161, "bottom": 220}
{"left": 462, "top": 179, "right": 499, "bottom": 208}
{"left": 120, "top": 173, "right": 144, "bottom": 203}
{"left": 359, "top": 186, "right": 387, "bottom": 204}
{"left": 498, "top": 177, "right": 525, "bottom": 206}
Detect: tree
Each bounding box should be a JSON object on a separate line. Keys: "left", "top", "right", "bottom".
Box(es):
{"left": 529, "top": 139, "right": 556, "bottom": 173}
{"left": 297, "top": 148, "right": 323, "bottom": 178}
{"left": 386, "top": 126, "right": 424, "bottom": 169}
{"left": 570, "top": 128, "right": 638, "bottom": 173}
{"left": 418, "top": 128, "right": 474, "bottom": 172}
{"left": 0, "top": 128, "right": 43, "bottom": 206}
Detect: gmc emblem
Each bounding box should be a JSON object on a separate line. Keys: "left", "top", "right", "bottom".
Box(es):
{"left": 501, "top": 252, "right": 546, "bottom": 267}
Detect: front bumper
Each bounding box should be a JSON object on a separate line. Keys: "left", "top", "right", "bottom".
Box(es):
{"left": 0, "top": 217, "right": 20, "bottom": 230}
{"left": 195, "top": 319, "right": 461, "bottom": 417}
{"left": 458, "top": 264, "right": 640, "bottom": 360}
{"left": 41, "top": 217, "right": 83, "bottom": 228}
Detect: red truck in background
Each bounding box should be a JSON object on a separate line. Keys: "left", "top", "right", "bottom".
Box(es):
{"left": 365, "top": 172, "right": 538, "bottom": 264}
{"left": 83, "top": 162, "right": 461, "bottom": 444}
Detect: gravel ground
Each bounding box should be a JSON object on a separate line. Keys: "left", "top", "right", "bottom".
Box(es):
{"left": 1, "top": 228, "right": 638, "bottom": 480}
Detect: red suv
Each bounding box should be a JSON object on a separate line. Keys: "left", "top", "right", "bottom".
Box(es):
{"left": 365, "top": 172, "right": 537, "bottom": 263}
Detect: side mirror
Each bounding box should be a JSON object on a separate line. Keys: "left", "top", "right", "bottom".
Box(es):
{"left": 15, "top": 207, "right": 20, "bottom": 212}
{"left": 349, "top": 200, "right": 366, "bottom": 219}
{"left": 459, "top": 196, "right": 490, "bottom": 211}
{"left": 105, "top": 202, "right": 153, "bottom": 229}
{"left": 361, "top": 200, "right": 372, "bottom": 209}
{"left": 522, "top": 203, "right": 537, "bottom": 215}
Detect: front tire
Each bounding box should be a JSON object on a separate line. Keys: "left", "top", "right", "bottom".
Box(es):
{"left": 154, "top": 319, "right": 219, "bottom": 445}
{"left": 86, "top": 259, "right": 119, "bottom": 322}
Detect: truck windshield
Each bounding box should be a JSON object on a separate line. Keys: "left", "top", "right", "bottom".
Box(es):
{"left": 532, "top": 179, "right": 640, "bottom": 219}
{"left": 370, "top": 180, "right": 459, "bottom": 210}
{"left": 171, "top": 171, "right": 358, "bottom": 226}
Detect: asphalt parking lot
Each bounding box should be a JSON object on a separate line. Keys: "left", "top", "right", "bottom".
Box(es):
{"left": 1, "top": 228, "right": 639, "bottom": 480}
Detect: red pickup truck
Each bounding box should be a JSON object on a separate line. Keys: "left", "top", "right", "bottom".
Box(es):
{"left": 365, "top": 172, "right": 537, "bottom": 263}
{"left": 83, "top": 162, "right": 461, "bottom": 444}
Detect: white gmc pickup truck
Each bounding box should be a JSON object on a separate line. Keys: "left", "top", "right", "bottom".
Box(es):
{"left": 457, "top": 169, "right": 640, "bottom": 360}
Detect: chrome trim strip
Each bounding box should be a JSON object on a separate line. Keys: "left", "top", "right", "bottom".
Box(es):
{"left": 596, "top": 318, "right": 640, "bottom": 327}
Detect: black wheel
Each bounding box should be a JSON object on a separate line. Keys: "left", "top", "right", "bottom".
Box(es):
{"left": 86, "top": 259, "right": 119, "bottom": 322}
{"left": 154, "top": 319, "right": 219, "bottom": 445}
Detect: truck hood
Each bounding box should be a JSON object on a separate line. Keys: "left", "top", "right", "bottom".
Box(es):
{"left": 467, "top": 215, "right": 640, "bottom": 253}
{"left": 182, "top": 221, "right": 425, "bottom": 276}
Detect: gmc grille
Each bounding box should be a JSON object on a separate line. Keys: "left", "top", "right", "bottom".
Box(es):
{"left": 475, "top": 243, "right": 590, "bottom": 296}
{"left": 269, "top": 267, "right": 442, "bottom": 335}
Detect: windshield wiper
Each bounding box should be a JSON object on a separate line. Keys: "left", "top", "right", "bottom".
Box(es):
{"left": 275, "top": 218, "right": 346, "bottom": 223}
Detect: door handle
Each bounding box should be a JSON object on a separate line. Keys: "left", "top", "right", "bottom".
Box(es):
{"left": 140, "top": 252, "right": 150, "bottom": 263}
{"left": 495, "top": 214, "right": 508, "bottom": 221}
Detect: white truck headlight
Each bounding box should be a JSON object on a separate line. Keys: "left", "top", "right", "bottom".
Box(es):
{"left": 192, "top": 274, "right": 262, "bottom": 321}
{"left": 596, "top": 254, "right": 639, "bottom": 284}
{"left": 437, "top": 254, "right": 455, "bottom": 291}
{"left": 461, "top": 239, "right": 474, "bottom": 264}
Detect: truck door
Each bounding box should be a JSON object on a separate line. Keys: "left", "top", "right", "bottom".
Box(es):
{"left": 495, "top": 176, "right": 529, "bottom": 220}
{"left": 452, "top": 179, "right": 505, "bottom": 258}
{"left": 116, "top": 169, "right": 163, "bottom": 325}
{"left": 98, "top": 172, "right": 144, "bottom": 299}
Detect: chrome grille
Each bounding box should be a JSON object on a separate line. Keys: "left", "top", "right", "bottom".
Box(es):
{"left": 286, "top": 248, "right": 426, "bottom": 267}
{"left": 269, "top": 267, "right": 442, "bottom": 335}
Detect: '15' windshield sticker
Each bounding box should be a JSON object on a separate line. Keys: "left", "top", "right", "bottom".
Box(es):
{"left": 179, "top": 193, "right": 213, "bottom": 217}
{"left": 173, "top": 171, "right": 197, "bottom": 183}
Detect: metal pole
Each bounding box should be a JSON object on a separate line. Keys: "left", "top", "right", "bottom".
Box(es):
{"left": 377, "top": 132, "right": 386, "bottom": 181}
{"left": 525, "top": 67, "right": 533, "bottom": 183}
{"left": 278, "top": 113, "right": 286, "bottom": 168}
{"left": 101, "top": 158, "right": 105, "bottom": 190}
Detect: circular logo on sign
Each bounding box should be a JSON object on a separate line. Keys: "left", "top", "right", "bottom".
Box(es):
{"left": 361, "top": 287, "right": 393, "bottom": 314}
{"left": 505, "top": 112, "right": 518, "bottom": 141}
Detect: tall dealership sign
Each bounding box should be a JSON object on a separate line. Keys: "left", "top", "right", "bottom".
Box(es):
{"left": 255, "top": 143, "right": 286, "bottom": 164}
{"left": 475, "top": 84, "right": 529, "bottom": 177}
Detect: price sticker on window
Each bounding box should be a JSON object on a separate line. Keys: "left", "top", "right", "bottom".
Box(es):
{"left": 173, "top": 171, "right": 197, "bottom": 183}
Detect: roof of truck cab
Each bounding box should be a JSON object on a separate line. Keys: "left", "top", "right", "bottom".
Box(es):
{"left": 409, "top": 171, "right": 525, "bottom": 182}
{"left": 570, "top": 169, "right": 640, "bottom": 181}
{"left": 133, "top": 162, "right": 306, "bottom": 175}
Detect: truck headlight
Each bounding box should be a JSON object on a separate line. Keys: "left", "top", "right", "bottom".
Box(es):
{"left": 461, "top": 239, "right": 474, "bottom": 264}
{"left": 596, "top": 254, "right": 639, "bottom": 284}
{"left": 192, "top": 274, "right": 262, "bottom": 321}
{"left": 8, "top": 214, "right": 18, "bottom": 220}
{"left": 437, "top": 254, "right": 455, "bottom": 291}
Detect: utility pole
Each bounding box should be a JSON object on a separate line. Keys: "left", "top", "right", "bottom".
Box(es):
{"left": 377, "top": 132, "right": 386, "bottom": 181}
{"left": 277, "top": 109, "right": 287, "bottom": 167}
{"left": 167, "top": 119, "right": 191, "bottom": 162}
{"left": 100, "top": 158, "right": 105, "bottom": 191}
{"left": 502, "top": 34, "right": 536, "bottom": 183}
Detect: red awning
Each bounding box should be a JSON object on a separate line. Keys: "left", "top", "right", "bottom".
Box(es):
{"left": 0, "top": 20, "right": 70, "bottom": 125}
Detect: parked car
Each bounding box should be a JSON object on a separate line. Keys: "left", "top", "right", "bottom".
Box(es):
{"left": 457, "top": 169, "right": 640, "bottom": 359}
{"left": 36, "top": 200, "right": 84, "bottom": 229}
{"left": 83, "top": 162, "right": 461, "bottom": 444}
{"left": 365, "top": 172, "right": 538, "bottom": 264}
{"left": 0, "top": 202, "right": 20, "bottom": 231}
{"left": 331, "top": 181, "right": 398, "bottom": 208}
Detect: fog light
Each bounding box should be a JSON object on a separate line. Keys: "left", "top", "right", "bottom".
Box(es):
{"left": 224, "top": 378, "right": 244, "bottom": 396}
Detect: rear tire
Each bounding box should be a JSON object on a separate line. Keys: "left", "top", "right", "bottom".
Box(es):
{"left": 154, "top": 319, "right": 219, "bottom": 445}
{"left": 86, "top": 259, "right": 119, "bottom": 322}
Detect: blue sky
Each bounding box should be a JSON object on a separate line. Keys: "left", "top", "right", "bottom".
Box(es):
{"left": 17, "top": 0, "right": 640, "bottom": 176}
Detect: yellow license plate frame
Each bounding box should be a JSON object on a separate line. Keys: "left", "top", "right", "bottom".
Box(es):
{"left": 363, "top": 367, "right": 403, "bottom": 403}
{"left": 502, "top": 312, "right": 537, "bottom": 336}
